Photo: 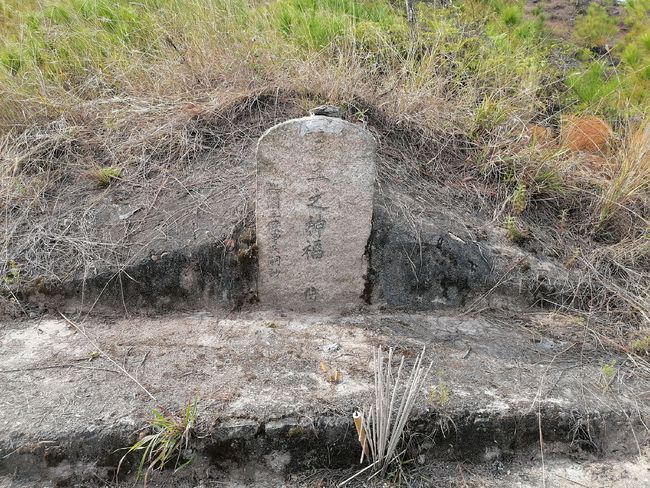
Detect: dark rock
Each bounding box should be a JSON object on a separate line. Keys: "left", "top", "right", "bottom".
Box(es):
{"left": 212, "top": 419, "right": 261, "bottom": 442}
{"left": 308, "top": 105, "right": 342, "bottom": 118}
{"left": 368, "top": 207, "right": 493, "bottom": 309}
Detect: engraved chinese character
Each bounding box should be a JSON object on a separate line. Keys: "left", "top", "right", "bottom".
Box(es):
{"left": 267, "top": 220, "right": 282, "bottom": 240}
{"left": 304, "top": 286, "right": 318, "bottom": 301}
{"left": 302, "top": 240, "right": 324, "bottom": 259}
{"left": 269, "top": 255, "right": 281, "bottom": 276}
{"left": 305, "top": 214, "right": 326, "bottom": 238}
{"left": 307, "top": 192, "right": 329, "bottom": 210}
{"left": 269, "top": 192, "right": 280, "bottom": 211}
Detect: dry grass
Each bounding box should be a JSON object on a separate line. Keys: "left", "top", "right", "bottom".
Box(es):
{"left": 345, "top": 346, "right": 432, "bottom": 485}
{"left": 599, "top": 122, "right": 650, "bottom": 225}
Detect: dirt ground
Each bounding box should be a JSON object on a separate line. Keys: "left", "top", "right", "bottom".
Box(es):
{"left": 525, "top": 0, "right": 628, "bottom": 40}
{"left": 4, "top": 455, "right": 647, "bottom": 487}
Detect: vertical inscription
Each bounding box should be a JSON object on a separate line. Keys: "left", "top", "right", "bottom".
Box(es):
{"left": 302, "top": 173, "right": 330, "bottom": 301}
{"left": 266, "top": 182, "right": 282, "bottom": 277}
{"left": 302, "top": 192, "right": 328, "bottom": 259}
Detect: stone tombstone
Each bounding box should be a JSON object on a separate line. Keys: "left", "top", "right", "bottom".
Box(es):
{"left": 256, "top": 114, "right": 376, "bottom": 310}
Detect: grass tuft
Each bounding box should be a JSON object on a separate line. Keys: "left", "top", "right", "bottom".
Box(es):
{"left": 119, "top": 397, "right": 199, "bottom": 485}
{"left": 598, "top": 122, "right": 650, "bottom": 226}
{"left": 631, "top": 334, "right": 650, "bottom": 355}
{"left": 574, "top": 3, "right": 618, "bottom": 48}
{"left": 500, "top": 5, "right": 522, "bottom": 26}
{"left": 92, "top": 166, "right": 122, "bottom": 187}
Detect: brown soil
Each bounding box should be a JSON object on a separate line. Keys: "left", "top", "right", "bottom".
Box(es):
{"left": 525, "top": 0, "right": 627, "bottom": 42}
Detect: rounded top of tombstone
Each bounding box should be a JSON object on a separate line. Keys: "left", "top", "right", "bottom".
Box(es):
{"left": 257, "top": 115, "right": 376, "bottom": 155}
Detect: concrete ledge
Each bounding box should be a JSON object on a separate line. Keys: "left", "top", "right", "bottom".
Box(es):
{"left": 1, "top": 311, "right": 648, "bottom": 485}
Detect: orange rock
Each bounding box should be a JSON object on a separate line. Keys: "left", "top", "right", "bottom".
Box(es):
{"left": 561, "top": 116, "right": 614, "bottom": 154}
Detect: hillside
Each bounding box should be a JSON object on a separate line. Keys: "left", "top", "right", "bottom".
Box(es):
{"left": 1, "top": 0, "right": 647, "bottom": 328}
{"left": 0, "top": 2, "right": 649, "bottom": 486}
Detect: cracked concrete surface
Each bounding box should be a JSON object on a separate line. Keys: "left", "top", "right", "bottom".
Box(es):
{"left": 1, "top": 309, "right": 649, "bottom": 486}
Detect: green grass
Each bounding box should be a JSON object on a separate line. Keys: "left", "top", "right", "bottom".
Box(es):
{"left": 273, "top": 0, "right": 404, "bottom": 50}
{"left": 574, "top": 3, "right": 618, "bottom": 48}
{"left": 500, "top": 5, "right": 523, "bottom": 26}
{"left": 93, "top": 166, "right": 122, "bottom": 187}
{"left": 630, "top": 334, "right": 650, "bottom": 355}
{"left": 567, "top": 0, "right": 650, "bottom": 115}
{"left": 568, "top": 61, "right": 619, "bottom": 106}
{"left": 0, "top": 0, "right": 161, "bottom": 93}
{"left": 0, "top": 0, "right": 647, "bottom": 118}
{"left": 119, "top": 397, "right": 199, "bottom": 483}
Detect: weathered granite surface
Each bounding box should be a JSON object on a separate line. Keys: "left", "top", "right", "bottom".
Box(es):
{"left": 256, "top": 116, "right": 376, "bottom": 311}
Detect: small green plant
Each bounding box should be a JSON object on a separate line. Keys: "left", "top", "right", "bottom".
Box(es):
{"left": 473, "top": 96, "right": 508, "bottom": 133}
{"left": 622, "top": 43, "right": 641, "bottom": 66}
{"left": 630, "top": 335, "right": 650, "bottom": 355}
{"left": 87, "top": 350, "right": 101, "bottom": 360}
{"left": 504, "top": 215, "right": 527, "bottom": 243}
{"left": 574, "top": 4, "right": 618, "bottom": 48}
{"left": 428, "top": 380, "right": 451, "bottom": 408}
{"left": 3, "top": 259, "right": 20, "bottom": 284}
{"left": 353, "top": 108, "right": 368, "bottom": 124}
{"left": 500, "top": 5, "right": 522, "bottom": 27}
{"left": 600, "top": 359, "right": 617, "bottom": 390}
{"left": 119, "top": 397, "right": 199, "bottom": 484}
{"left": 511, "top": 182, "right": 527, "bottom": 214}
{"left": 640, "top": 31, "right": 650, "bottom": 51}
{"left": 93, "top": 167, "right": 122, "bottom": 187}
{"left": 567, "top": 61, "right": 620, "bottom": 106}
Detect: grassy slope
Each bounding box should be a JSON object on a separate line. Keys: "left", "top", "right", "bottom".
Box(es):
{"left": 0, "top": 1, "right": 648, "bottom": 330}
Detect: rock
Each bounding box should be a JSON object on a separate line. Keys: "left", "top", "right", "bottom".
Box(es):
{"left": 256, "top": 115, "right": 376, "bottom": 311}
{"left": 561, "top": 116, "right": 614, "bottom": 154}
{"left": 308, "top": 105, "right": 342, "bottom": 118}
{"left": 264, "top": 417, "right": 308, "bottom": 437}
{"left": 368, "top": 208, "right": 493, "bottom": 309}
{"left": 264, "top": 450, "right": 291, "bottom": 472}
{"left": 212, "top": 419, "right": 260, "bottom": 442}
{"left": 322, "top": 343, "right": 340, "bottom": 353}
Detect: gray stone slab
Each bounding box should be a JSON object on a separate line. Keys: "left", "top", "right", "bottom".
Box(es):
{"left": 256, "top": 115, "right": 376, "bottom": 311}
